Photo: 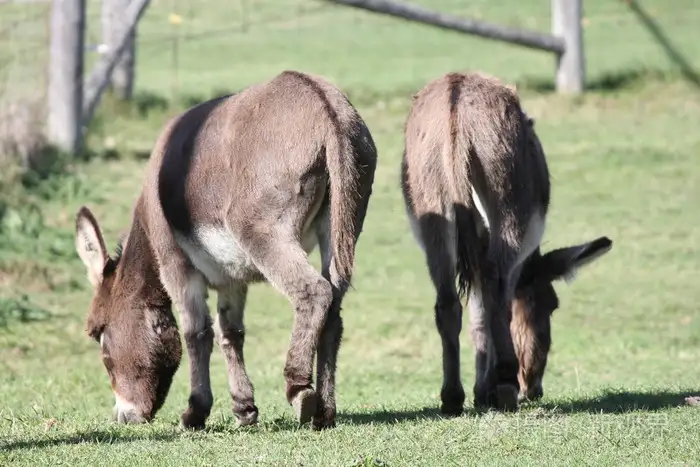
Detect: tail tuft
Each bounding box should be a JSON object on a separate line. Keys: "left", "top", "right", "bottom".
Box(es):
{"left": 453, "top": 203, "right": 483, "bottom": 300}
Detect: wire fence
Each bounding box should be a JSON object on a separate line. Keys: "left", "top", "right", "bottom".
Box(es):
{"left": 0, "top": 0, "right": 329, "bottom": 169}
{"left": 0, "top": 0, "right": 699, "bottom": 170}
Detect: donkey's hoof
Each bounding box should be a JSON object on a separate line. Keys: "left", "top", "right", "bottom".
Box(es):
{"left": 180, "top": 407, "right": 208, "bottom": 430}
{"left": 292, "top": 388, "right": 318, "bottom": 425}
{"left": 495, "top": 384, "right": 519, "bottom": 412}
{"left": 440, "top": 401, "right": 464, "bottom": 416}
{"left": 312, "top": 416, "right": 336, "bottom": 431}
{"left": 473, "top": 384, "right": 495, "bottom": 410}
{"left": 234, "top": 405, "right": 259, "bottom": 427}
{"left": 440, "top": 386, "right": 466, "bottom": 416}
{"left": 312, "top": 405, "right": 337, "bottom": 431}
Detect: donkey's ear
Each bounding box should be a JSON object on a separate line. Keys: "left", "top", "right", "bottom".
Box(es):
{"left": 539, "top": 236, "right": 613, "bottom": 284}
{"left": 75, "top": 206, "right": 108, "bottom": 287}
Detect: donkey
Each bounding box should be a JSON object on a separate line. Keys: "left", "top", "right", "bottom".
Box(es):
{"left": 74, "top": 70, "right": 377, "bottom": 431}
{"left": 400, "top": 71, "right": 612, "bottom": 414}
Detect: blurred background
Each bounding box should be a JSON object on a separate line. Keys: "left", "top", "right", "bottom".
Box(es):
{"left": 1, "top": 0, "right": 698, "bottom": 162}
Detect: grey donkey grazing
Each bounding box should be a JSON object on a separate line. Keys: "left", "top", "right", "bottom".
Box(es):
{"left": 75, "top": 70, "right": 377, "bottom": 430}
{"left": 401, "top": 71, "right": 612, "bottom": 414}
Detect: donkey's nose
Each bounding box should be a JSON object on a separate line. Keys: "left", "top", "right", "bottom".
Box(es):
{"left": 112, "top": 404, "right": 147, "bottom": 424}
{"left": 526, "top": 386, "right": 544, "bottom": 401}
{"left": 112, "top": 394, "right": 148, "bottom": 424}
{"left": 518, "top": 385, "right": 544, "bottom": 403}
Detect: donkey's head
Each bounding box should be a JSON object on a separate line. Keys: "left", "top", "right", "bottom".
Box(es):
{"left": 512, "top": 236, "right": 612, "bottom": 402}
{"left": 75, "top": 206, "right": 182, "bottom": 424}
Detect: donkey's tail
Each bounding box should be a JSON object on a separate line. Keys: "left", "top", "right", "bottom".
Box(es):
{"left": 445, "top": 101, "right": 484, "bottom": 301}
{"left": 453, "top": 195, "right": 483, "bottom": 301}
{"left": 325, "top": 118, "right": 375, "bottom": 289}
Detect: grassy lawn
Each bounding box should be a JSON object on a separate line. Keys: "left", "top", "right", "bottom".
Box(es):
{"left": 1, "top": 0, "right": 700, "bottom": 465}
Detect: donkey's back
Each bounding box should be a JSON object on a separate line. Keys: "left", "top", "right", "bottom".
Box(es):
{"left": 146, "top": 70, "right": 376, "bottom": 287}
{"left": 404, "top": 72, "right": 549, "bottom": 243}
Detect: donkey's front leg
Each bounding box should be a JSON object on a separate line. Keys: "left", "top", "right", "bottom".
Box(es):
{"left": 215, "top": 282, "right": 258, "bottom": 426}
{"left": 480, "top": 260, "right": 519, "bottom": 411}
{"left": 165, "top": 269, "right": 214, "bottom": 429}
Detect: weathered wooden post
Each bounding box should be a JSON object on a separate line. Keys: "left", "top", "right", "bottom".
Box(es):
{"left": 552, "top": 0, "right": 585, "bottom": 93}
{"left": 48, "top": 0, "right": 86, "bottom": 154}
{"left": 83, "top": 0, "right": 151, "bottom": 127}
{"left": 101, "top": 0, "right": 136, "bottom": 100}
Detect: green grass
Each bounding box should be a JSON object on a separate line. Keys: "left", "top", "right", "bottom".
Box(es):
{"left": 1, "top": 0, "right": 700, "bottom": 465}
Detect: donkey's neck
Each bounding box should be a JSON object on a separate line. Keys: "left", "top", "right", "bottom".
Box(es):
{"left": 117, "top": 200, "right": 171, "bottom": 309}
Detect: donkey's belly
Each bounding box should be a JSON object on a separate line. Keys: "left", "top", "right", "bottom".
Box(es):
{"left": 175, "top": 226, "right": 262, "bottom": 286}
{"left": 176, "top": 222, "right": 320, "bottom": 287}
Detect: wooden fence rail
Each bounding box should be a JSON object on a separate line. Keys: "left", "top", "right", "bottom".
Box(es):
{"left": 46, "top": 0, "right": 584, "bottom": 155}
{"left": 325, "top": 0, "right": 584, "bottom": 94}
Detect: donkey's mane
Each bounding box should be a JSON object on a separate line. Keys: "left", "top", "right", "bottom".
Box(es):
{"left": 112, "top": 230, "right": 128, "bottom": 264}
{"left": 113, "top": 240, "right": 124, "bottom": 263}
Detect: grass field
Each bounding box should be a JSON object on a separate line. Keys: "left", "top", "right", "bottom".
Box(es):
{"left": 1, "top": 0, "right": 700, "bottom": 465}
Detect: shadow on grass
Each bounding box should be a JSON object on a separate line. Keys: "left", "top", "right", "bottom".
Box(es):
{"left": 341, "top": 407, "right": 449, "bottom": 425}
{"left": 341, "top": 389, "right": 700, "bottom": 425}
{"left": 5, "top": 391, "right": 693, "bottom": 450}
{"left": 198, "top": 416, "right": 305, "bottom": 434}
{"left": 203, "top": 411, "right": 450, "bottom": 432}
{"left": 0, "top": 429, "right": 180, "bottom": 452}
{"left": 205, "top": 407, "right": 451, "bottom": 430}
{"left": 518, "top": 68, "right": 674, "bottom": 94}
{"left": 538, "top": 389, "right": 698, "bottom": 414}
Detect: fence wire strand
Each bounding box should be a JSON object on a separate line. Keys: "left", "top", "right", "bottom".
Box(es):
{"left": 0, "top": 0, "right": 698, "bottom": 166}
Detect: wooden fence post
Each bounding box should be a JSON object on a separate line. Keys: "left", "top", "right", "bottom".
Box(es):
{"left": 101, "top": 0, "right": 136, "bottom": 100}
{"left": 48, "top": 0, "right": 86, "bottom": 155}
{"left": 552, "top": 0, "right": 584, "bottom": 93}
{"left": 83, "top": 0, "right": 151, "bottom": 127}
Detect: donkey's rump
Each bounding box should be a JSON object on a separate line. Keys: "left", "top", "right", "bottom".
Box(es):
{"left": 152, "top": 74, "right": 347, "bottom": 285}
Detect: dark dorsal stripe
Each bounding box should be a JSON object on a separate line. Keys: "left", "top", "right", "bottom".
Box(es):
{"left": 158, "top": 94, "right": 232, "bottom": 236}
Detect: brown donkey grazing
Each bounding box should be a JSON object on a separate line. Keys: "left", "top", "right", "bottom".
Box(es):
{"left": 400, "top": 71, "right": 612, "bottom": 414}
{"left": 74, "top": 70, "right": 377, "bottom": 430}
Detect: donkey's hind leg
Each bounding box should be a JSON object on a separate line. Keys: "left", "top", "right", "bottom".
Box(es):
{"left": 243, "top": 228, "right": 332, "bottom": 425}
{"left": 313, "top": 217, "right": 347, "bottom": 430}
{"left": 417, "top": 213, "right": 466, "bottom": 416}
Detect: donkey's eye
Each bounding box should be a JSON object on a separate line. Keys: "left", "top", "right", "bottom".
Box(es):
{"left": 98, "top": 329, "right": 110, "bottom": 350}
{"left": 87, "top": 326, "right": 104, "bottom": 343}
